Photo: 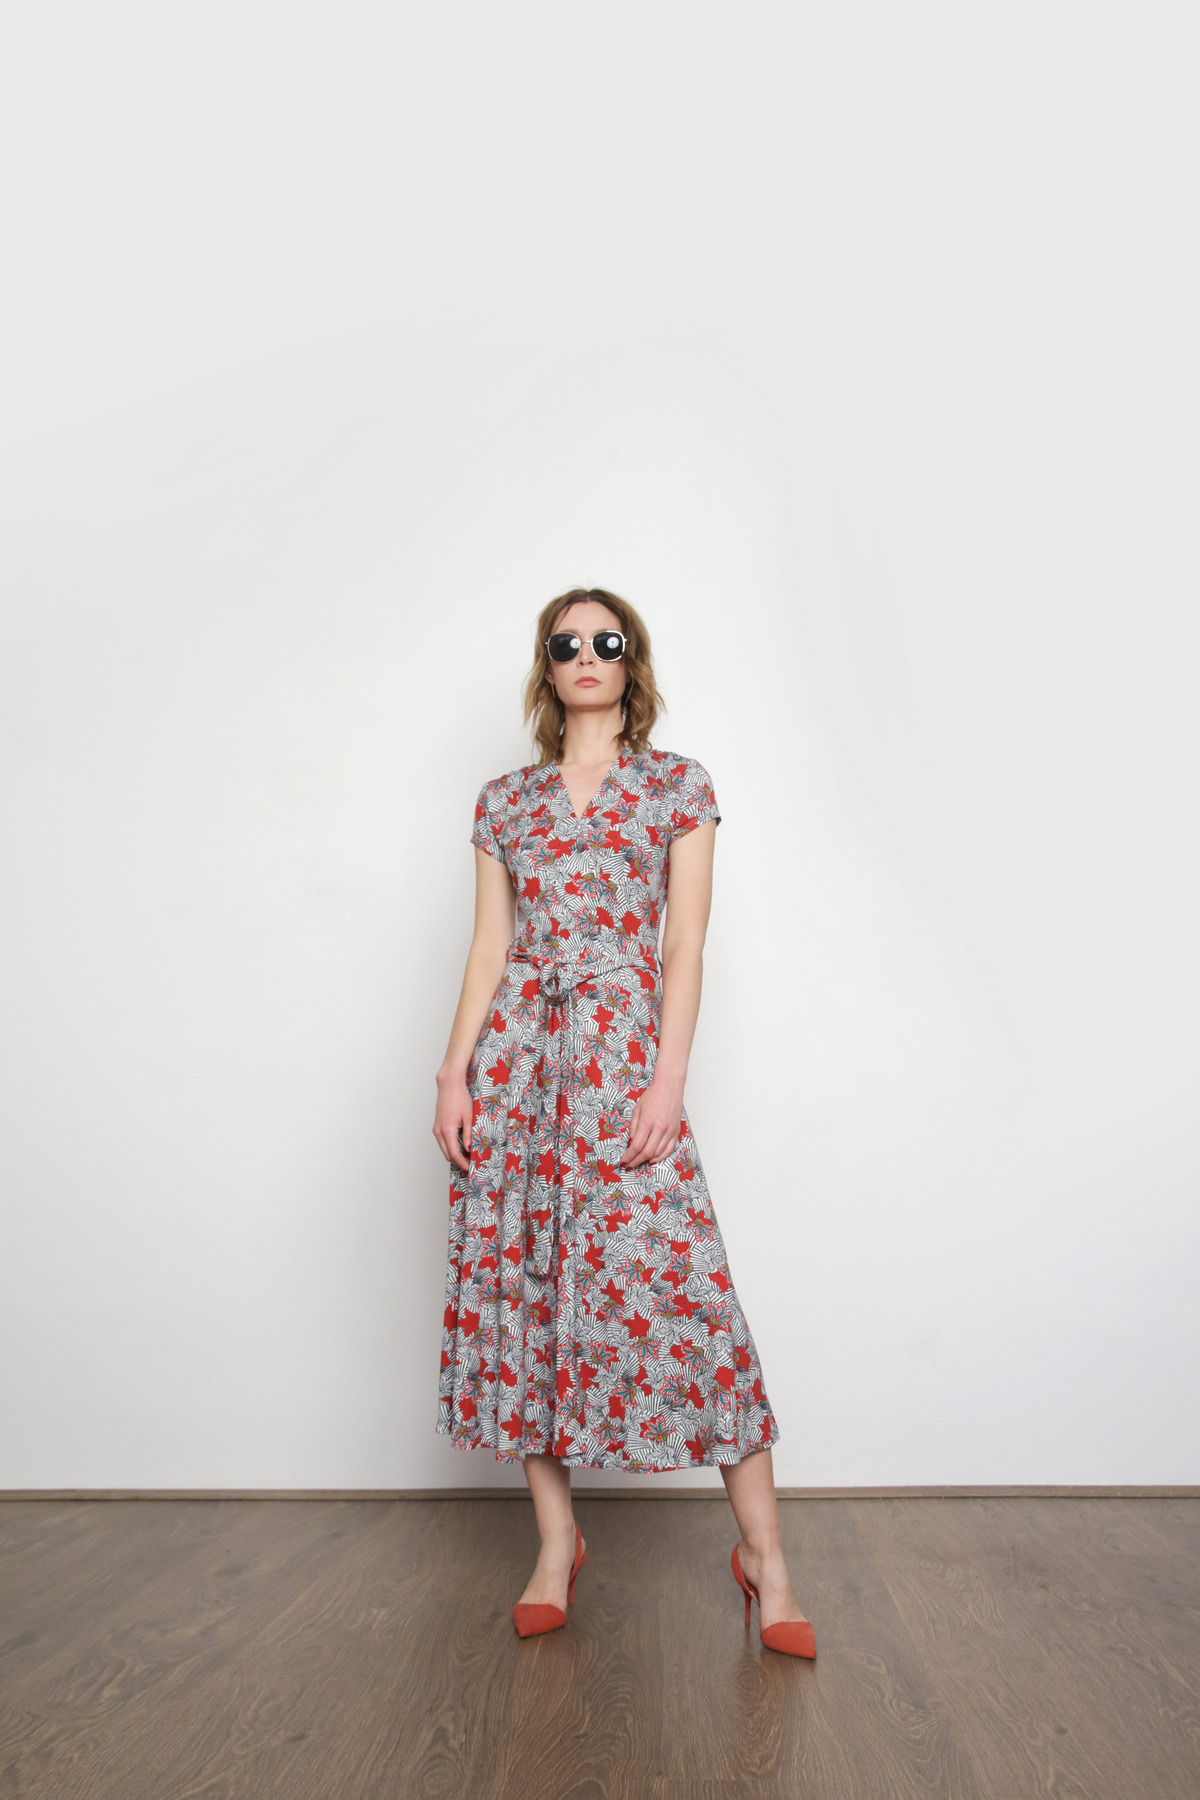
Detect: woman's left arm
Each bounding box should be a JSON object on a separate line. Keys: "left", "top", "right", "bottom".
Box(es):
{"left": 620, "top": 819, "right": 717, "bottom": 1172}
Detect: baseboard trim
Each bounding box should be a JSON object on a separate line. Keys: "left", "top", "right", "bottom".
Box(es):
{"left": 3, "top": 1485, "right": 1197, "bottom": 1501}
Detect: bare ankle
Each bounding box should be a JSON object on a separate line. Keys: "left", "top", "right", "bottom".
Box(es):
{"left": 741, "top": 1532, "right": 782, "bottom": 1559}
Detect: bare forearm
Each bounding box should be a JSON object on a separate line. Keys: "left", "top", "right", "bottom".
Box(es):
{"left": 617, "top": 824, "right": 713, "bottom": 1173}
{"left": 438, "top": 940, "right": 510, "bottom": 1082}
{"left": 654, "top": 938, "right": 704, "bottom": 1090}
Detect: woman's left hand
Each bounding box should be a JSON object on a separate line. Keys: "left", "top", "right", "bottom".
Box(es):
{"left": 620, "top": 1073, "right": 685, "bottom": 1171}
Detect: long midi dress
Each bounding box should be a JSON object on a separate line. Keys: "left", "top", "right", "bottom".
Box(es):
{"left": 435, "top": 745, "right": 781, "bottom": 1472}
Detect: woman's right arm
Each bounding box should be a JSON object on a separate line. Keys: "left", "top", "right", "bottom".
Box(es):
{"left": 433, "top": 846, "right": 517, "bottom": 1172}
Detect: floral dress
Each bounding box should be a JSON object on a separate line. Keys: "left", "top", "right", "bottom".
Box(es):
{"left": 435, "top": 746, "right": 781, "bottom": 1472}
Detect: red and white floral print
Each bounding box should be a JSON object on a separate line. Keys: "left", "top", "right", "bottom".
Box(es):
{"left": 436, "top": 747, "right": 780, "bottom": 1471}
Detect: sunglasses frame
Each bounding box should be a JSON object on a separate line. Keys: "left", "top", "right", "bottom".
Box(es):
{"left": 545, "top": 629, "right": 627, "bottom": 664}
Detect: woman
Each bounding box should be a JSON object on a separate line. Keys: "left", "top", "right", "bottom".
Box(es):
{"left": 433, "top": 587, "right": 815, "bottom": 1657}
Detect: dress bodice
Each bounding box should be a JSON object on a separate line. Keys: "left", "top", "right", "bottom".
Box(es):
{"left": 471, "top": 747, "right": 721, "bottom": 975}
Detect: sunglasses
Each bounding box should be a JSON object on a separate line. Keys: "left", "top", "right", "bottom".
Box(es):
{"left": 545, "top": 629, "right": 627, "bottom": 663}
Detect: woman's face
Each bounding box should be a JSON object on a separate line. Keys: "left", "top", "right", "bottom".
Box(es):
{"left": 545, "top": 601, "right": 627, "bottom": 721}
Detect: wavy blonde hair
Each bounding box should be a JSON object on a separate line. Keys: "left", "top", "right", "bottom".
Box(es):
{"left": 523, "top": 587, "right": 664, "bottom": 767}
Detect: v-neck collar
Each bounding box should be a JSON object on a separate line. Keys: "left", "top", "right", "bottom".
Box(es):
{"left": 548, "top": 754, "right": 624, "bottom": 822}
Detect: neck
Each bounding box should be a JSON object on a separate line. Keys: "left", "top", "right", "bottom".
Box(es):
{"left": 558, "top": 703, "right": 624, "bottom": 768}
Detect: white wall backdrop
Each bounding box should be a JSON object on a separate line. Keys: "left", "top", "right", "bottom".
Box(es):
{"left": 2, "top": 2, "right": 1197, "bottom": 1489}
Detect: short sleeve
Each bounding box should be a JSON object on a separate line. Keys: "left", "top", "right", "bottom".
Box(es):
{"left": 470, "top": 780, "right": 506, "bottom": 861}
{"left": 668, "top": 757, "right": 722, "bottom": 842}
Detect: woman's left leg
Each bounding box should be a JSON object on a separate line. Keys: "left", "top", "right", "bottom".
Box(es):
{"left": 720, "top": 1446, "right": 811, "bottom": 1629}
{"left": 515, "top": 1451, "right": 584, "bottom": 1610}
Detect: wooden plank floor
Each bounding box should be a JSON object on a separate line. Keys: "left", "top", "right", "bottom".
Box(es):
{"left": 1, "top": 1496, "right": 1197, "bottom": 1799}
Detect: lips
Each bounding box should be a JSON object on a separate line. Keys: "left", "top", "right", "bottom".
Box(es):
{"left": 576, "top": 678, "right": 600, "bottom": 686}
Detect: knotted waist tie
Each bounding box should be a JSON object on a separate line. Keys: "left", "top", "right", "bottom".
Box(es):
{"left": 507, "top": 939, "right": 660, "bottom": 1280}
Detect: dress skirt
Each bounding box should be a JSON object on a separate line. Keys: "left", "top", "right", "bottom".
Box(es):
{"left": 435, "top": 747, "right": 781, "bottom": 1472}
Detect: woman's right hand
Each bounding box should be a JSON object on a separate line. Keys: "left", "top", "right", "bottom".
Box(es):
{"left": 434, "top": 1069, "right": 475, "bottom": 1173}
{"left": 434, "top": 850, "right": 514, "bottom": 1175}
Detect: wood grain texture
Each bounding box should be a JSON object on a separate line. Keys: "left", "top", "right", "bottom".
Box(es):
{"left": 0, "top": 1497, "right": 1196, "bottom": 1799}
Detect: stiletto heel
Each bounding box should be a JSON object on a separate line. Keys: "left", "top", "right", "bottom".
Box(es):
{"left": 731, "top": 1544, "right": 817, "bottom": 1659}
{"left": 568, "top": 1534, "right": 587, "bottom": 1606}
{"left": 513, "top": 1522, "right": 587, "bottom": 1637}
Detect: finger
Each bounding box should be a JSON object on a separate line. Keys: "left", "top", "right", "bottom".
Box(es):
{"left": 456, "top": 1110, "right": 474, "bottom": 1168}
{"left": 440, "top": 1125, "right": 469, "bottom": 1172}
{"left": 623, "top": 1119, "right": 651, "bottom": 1166}
{"left": 637, "top": 1123, "right": 673, "bottom": 1168}
{"left": 645, "top": 1133, "right": 676, "bottom": 1168}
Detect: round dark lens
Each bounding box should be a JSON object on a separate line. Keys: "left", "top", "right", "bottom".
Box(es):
{"left": 595, "top": 632, "right": 624, "bottom": 660}
{"left": 548, "top": 633, "right": 581, "bottom": 662}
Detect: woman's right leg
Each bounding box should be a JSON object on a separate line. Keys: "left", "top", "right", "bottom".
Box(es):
{"left": 516, "top": 1452, "right": 585, "bottom": 1609}
{"left": 720, "top": 1446, "right": 809, "bottom": 1629}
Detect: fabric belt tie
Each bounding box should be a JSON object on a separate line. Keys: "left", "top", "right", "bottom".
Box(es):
{"left": 508, "top": 939, "right": 659, "bottom": 1280}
